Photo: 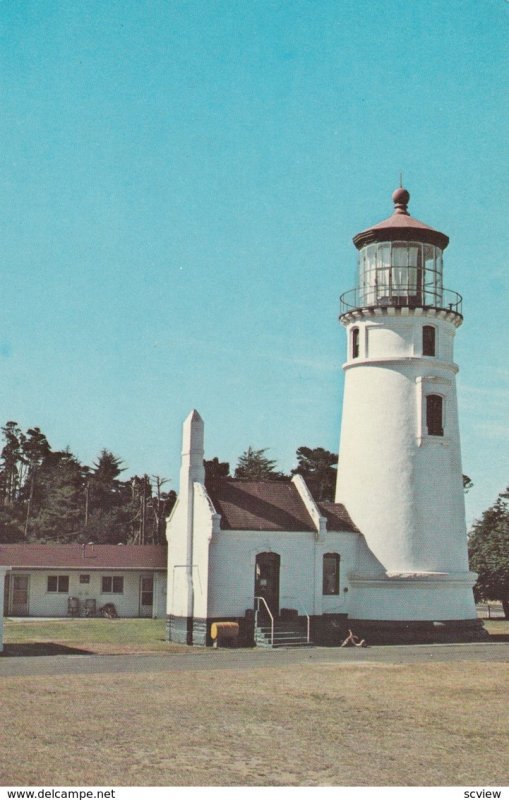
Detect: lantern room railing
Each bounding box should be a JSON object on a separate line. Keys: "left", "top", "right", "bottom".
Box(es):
{"left": 339, "top": 287, "right": 463, "bottom": 319}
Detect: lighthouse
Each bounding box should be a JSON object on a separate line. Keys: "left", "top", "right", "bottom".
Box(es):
{"left": 335, "top": 187, "right": 483, "bottom": 641}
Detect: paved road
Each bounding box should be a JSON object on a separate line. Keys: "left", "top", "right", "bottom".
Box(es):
{"left": 1, "top": 641, "right": 508, "bottom": 677}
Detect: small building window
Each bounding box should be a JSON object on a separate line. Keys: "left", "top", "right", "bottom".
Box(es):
{"left": 426, "top": 394, "right": 443, "bottom": 436}
{"left": 323, "top": 553, "right": 340, "bottom": 595}
{"left": 423, "top": 325, "right": 436, "bottom": 356}
{"left": 351, "top": 327, "right": 360, "bottom": 359}
{"left": 47, "top": 575, "right": 69, "bottom": 593}
{"left": 79, "top": 574, "right": 90, "bottom": 584}
{"left": 102, "top": 576, "right": 124, "bottom": 594}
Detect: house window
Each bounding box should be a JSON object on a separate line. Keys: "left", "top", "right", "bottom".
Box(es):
{"left": 423, "top": 325, "right": 436, "bottom": 356}
{"left": 79, "top": 574, "right": 90, "bottom": 584}
{"left": 426, "top": 394, "right": 444, "bottom": 436}
{"left": 102, "top": 576, "right": 124, "bottom": 594}
{"left": 351, "top": 327, "right": 360, "bottom": 359}
{"left": 47, "top": 576, "right": 69, "bottom": 593}
{"left": 322, "top": 553, "right": 340, "bottom": 595}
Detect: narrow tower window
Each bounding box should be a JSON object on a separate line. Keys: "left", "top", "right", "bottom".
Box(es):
{"left": 323, "top": 553, "right": 340, "bottom": 595}
{"left": 426, "top": 394, "right": 443, "bottom": 436}
{"left": 351, "top": 327, "right": 359, "bottom": 359}
{"left": 423, "top": 325, "right": 436, "bottom": 356}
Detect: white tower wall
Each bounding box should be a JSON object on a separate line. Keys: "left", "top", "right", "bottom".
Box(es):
{"left": 335, "top": 309, "right": 477, "bottom": 621}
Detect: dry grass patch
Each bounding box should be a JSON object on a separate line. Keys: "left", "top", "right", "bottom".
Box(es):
{"left": 0, "top": 660, "right": 507, "bottom": 786}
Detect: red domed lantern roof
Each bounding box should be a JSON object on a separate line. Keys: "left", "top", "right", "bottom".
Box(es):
{"left": 353, "top": 188, "right": 449, "bottom": 251}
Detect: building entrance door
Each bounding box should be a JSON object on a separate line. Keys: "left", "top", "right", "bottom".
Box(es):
{"left": 254, "top": 552, "right": 280, "bottom": 618}
{"left": 10, "top": 575, "right": 30, "bottom": 616}
{"left": 139, "top": 575, "right": 154, "bottom": 617}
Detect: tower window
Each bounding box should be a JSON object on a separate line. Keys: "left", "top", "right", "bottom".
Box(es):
{"left": 323, "top": 553, "right": 340, "bottom": 595}
{"left": 426, "top": 394, "right": 443, "bottom": 436}
{"left": 423, "top": 325, "right": 436, "bottom": 356}
{"left": 351, "top": 327, "right": 359, "bottom": 359}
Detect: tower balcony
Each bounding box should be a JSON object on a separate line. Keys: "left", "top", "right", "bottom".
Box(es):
{"left": 339, "top": 286, "right": 463, "bottom": 322}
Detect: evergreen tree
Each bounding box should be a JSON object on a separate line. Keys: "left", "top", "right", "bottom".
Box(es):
{"left": 28, "top": 450, "right": 84, "bottom": 542}
{"left": 204, "top": 457, "right": 230, "bottom": 482}
{"left": 291, "top": 446, "right": 338, "bottom": 501}
{"left": 0, "top": 421, "right": 25, "bottom": 505}
{"left": 234, "top": 447, "right": 285, "bottom": 480}
{"left": 21, "top": 427, "right": 51, "bottom": 537}
{"left": 85, "top": 450, "right": 129, "bottom": 543}
{"left": 469, "top": 487, "right": 509, "bottom": 618}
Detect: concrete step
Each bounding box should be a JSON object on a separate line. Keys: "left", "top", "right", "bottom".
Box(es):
{"left": 255, "top": 622, "right": 313, "bottom": 648}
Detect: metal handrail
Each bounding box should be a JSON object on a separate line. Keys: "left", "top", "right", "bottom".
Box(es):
{"left": 254, "top": 596, "right": 274, "bottom": 646}
{"left": 281, "top": 595, "right": 311, "bottom": 643}
{"left": 339, "top": 286, "right": 463, "bottom": 318}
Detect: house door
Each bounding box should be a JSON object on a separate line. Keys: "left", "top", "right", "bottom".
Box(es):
{"left": 3, "top": 574, "right": 10, "bottom": 615}
{"left": 139, "top": 576, "right": 154, "bottom": 618}
{"left": 10, "top": 575, "right": 30, "bottom": 616}
{"left": 254, "top": 552, "right": 280, "bottom": 618}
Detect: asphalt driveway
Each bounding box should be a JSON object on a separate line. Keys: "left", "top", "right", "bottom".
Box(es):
{"left": 1, "top": 640, "right": 508, "bottom": 677}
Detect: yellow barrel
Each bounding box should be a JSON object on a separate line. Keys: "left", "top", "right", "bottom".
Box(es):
{"left": 211, "top": 621, "right": 239, "bottom": 640}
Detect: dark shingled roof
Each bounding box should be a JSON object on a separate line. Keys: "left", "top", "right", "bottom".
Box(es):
{"left": 317, "top": 501, "right": 359, "bottom": 533}
{"left": 0, "top": 544, "right": 167, "bottom": 570}
{"left": 206, "top": 479, "right": 358, "bottom": 533}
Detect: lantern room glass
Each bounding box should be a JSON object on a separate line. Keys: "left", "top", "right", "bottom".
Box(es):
{"left": 358, "top": 241, "right": 444, "bottom": 309}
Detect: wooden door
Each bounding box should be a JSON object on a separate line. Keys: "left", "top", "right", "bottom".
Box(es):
{"left": 10, "top": 575, "right": 30, "bottom": 616}
{"left": 254, "top": 552, "right": 280, "bottom": 618}
{"left": 139, "top": 575, "right": 154, "bottom": 617}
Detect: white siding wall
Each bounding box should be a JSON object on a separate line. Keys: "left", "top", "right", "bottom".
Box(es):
{"left": 166, "top": 496, "right": 190, "bottom": 617}
{"left": 207, "top": 530, "right": 359, "bottom": 618}
{"left": 7, "top": 570, "right": 165, "bottom": 618}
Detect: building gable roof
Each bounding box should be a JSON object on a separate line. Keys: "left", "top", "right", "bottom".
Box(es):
{"left": 206, "top": 479, "right": 358, "bottom": 533}
{"left": 0, "top": 544, "right": 167, "bottom": 570}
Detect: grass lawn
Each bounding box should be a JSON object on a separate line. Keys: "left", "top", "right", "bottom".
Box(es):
{"left": 0, "top": 660, "right": 507, "bottom": 786}
{"left": 4, "top": 616, "right": 508, "bottom": 656}
{"left": 480, "top": 618, "right": 509, "bottom": 638}
{"left": 2, "top": 617, "right": 191, "bottom": 655}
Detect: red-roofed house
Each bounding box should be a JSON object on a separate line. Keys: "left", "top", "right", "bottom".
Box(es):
{"left": 0, "top": 544, "right": 167, "bottom": 621}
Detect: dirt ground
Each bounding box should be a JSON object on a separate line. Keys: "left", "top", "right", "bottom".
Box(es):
{"left": 1, "top": 659, "right": 508, "bottom": 786}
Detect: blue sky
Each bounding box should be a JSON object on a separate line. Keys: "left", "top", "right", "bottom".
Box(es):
{"left": 0, "top": 0, "right": 507, "bottom": 525}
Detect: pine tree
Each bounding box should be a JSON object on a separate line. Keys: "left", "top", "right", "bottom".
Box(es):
{"left": 234, "top": 447, "right": 285, "bottom": 480}
{"left": 291, "top": 446, "right": 338, "bottom": 501}
{"left": 469, "top": 487, "right": 509, "bottom": 618}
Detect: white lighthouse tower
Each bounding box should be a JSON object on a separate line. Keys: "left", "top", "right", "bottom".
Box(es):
{"left": 335, "top": 187, "right": 483, "bottom": 642}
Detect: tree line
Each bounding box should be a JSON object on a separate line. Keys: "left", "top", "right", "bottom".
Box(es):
{"left": 205, "top": 444, "right": 338, "bottom": 502}
{"left": 0, "top": 422, "right": 176, "bottom": 545}
{"left": 0, "top": 422, "right": 338, "bottom": 545}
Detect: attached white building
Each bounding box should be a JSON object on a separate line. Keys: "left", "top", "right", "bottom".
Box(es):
{"left": 166, "top": 410, "right": 364, "bottom": 645}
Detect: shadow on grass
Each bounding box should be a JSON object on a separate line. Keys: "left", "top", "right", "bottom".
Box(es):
{"left": 2, "top": 642, "right": 95, "bottom": 657}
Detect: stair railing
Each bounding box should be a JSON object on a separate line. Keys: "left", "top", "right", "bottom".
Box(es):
{"left": 254, "top": 595, "right": 274, "bottom": 647}
{"left": 281, "top": 596, "right": 311, "bottom": 643}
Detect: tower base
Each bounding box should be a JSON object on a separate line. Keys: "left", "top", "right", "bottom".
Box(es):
{"left": 345, "top": 617, "right": 488, "bottom": 645}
